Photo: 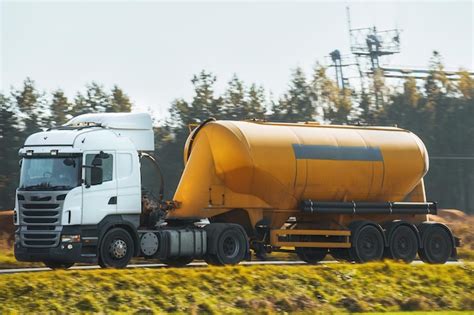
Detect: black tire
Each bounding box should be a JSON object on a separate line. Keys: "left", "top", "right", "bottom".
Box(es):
{"left": 330, "top": 249, "right": 352, "bottom": 262}
{"left": 43, "top": 261, "right": 74, "bottom": 269}
{"left": 99, "top": 228, "right": 134, "bottom": 268}
{"left": 295, "top": 247, "right": 327, "bottom": 264}
{"left": 160, "top": 256, "right": 194, "bottom": 267}
{"left": 212, "top": 226, "right": 248, "bottom": 265}
{"left": 386, "top": 225, "right": 419, "bottom": 263}
{"left": 418, "top": 224, "right": 453, "bottom": 264}
{"left": 350, "top": 223, "right": 384, "bottom": 263}
{"left": 204, "top": 253, "right": 220, "bottom": 265}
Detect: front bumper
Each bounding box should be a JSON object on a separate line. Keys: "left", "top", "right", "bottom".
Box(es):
{"left": 14, "top": 225, "right": 98, "bottom": 264}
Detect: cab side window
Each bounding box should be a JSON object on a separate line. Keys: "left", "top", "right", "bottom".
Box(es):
{"left": 85, "top": 153, "right": 114, "bottom": 183}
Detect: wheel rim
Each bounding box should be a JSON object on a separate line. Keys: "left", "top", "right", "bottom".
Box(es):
{"left": 391, "top": 226, "right": 417, "bottom": 261}
{"left": 222, "top": 236, "right": 240, "bottom": 258}
{"left": 428, "top": 233, "right": 448, "bottom": 260}
{"left": 396, "top": 236, "right": 411, "bottom": 256}
{"left": 356, "top": 226, "right": 383, "bottom": 262}
{"left": 109, "top": 239, "right": 128, "bottom": 259}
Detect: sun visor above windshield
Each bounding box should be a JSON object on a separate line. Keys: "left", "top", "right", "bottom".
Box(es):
{"left": 65, "top": 112, "right": 153, "bottom": 130}
{"left": 64, "top": 112, "right": 155, "bottom": 151}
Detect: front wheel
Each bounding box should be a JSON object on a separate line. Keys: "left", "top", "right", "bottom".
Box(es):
{"left": 99, "top": 228, "right": 134, "bottom": 268}
{"left": 43, "top": 261, "right": 74, "bottom": 269}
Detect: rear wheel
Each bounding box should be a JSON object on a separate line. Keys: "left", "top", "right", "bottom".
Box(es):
{"left": 350, "top": 223, "right": 384, "bottom": 263}
{"left": 43, "top": 261, "right": 74, "bottom": 269}
{"left": 99, "top": 228, "right": 134, "bottom": 268}
{"left": 418, "top": 223, "right": 453, "bottom": 264}
{"left": 206, "top": 225, "right": 248, "bottom": 265}
{"left": 386, "top": 225, "right": 419, "bottom": 263}
{"left": 296, "top": 247, "right": 327, "bottom": 264}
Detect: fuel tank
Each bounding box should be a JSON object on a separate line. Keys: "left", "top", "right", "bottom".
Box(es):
{"left": 169, "top": 120, "right": 429, "bottom": 219}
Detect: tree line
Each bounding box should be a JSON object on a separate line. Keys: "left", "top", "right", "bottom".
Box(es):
{"left": 1, "top": 51, "right": 473, "bottom": 212}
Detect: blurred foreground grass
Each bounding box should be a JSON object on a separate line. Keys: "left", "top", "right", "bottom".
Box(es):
{"left": 0, "top": 261, "right": 472, "bottom": 314}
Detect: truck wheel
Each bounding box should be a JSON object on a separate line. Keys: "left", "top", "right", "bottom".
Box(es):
{"left": 386, "top": 225, "right": 418, "bottom": 263}
{"left": 99, "top": 228, "right": 134, "bottom": 268}
{"left": 161, "top": 257, "right": 193, "bottom": 267}
{"left": 210, "top": 226, "right": 248, "bottom": 265}
{"left": 203, "top": 254, "right": 220, "bottom": 265}
{"left": 350, "top": 223, "right": 384, "bottom": 263}
{"left": 295, "top": 247, "right": 327, "bottom": 264}
{"left": 418, "top": 223, "right": 453, "bottom": 264}
{"left": 43, "top": 261, "right": 74, "bottom": 269}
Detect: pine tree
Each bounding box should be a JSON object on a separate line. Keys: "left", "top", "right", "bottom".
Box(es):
{"left": 312, "top": 65, "right": 352, "bottom": 123}
{"left": 85, "top": 82, "right": 110, "bottom": 113}
{"left": 11, "top": 78, "right": 43, "bottom": 134}
{"left": 272, "top": 67, "right": 316, "bottom": 122}
{"left": 110, "top": 85, "right": 133, "bottom": 112}
{"left": 224, "top": 74, "right": 247, "bottom": 120}
{"left": 246, "top": 84, "right": 266, "bottom": 119}
{"left": 170, "top": 70, "right": 223, "bottom": 127}
{"left": 457, "top": 70, "right": 474, "bottom": 100}
{"left": 71, "top": 93, "right": 90, "bottom": 116}
{"left": 50, "top": 89, "right": 71, "bottom": 126}
{"left": 0, "top": 94, "right": 21, "bottom": 209}
{"left": 358, "top": 91, "right": 373, "bottom": 124}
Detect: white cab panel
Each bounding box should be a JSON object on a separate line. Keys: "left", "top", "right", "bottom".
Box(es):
{"left": 81, "top": 151, "right": 118, "bottom": 224}
{"left": 62, "top": 186, "right": 83, "bottom": 225}
{"left": 116, "top": 151, "right": 141, "bottom": 215}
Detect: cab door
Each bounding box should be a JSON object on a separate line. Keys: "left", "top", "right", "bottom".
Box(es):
{"left": 82, "top": 151, "right": 117, "bottom": 224}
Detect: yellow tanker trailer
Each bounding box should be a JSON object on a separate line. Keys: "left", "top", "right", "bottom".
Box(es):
{"left": 164, "top": 119, "right": 456, "bottom": 265}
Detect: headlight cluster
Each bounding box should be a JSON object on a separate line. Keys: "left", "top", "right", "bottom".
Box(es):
{"left": 61, "top": 235, "right": 81, "bottom": 243}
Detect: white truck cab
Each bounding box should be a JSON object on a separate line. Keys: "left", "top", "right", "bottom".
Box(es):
{"left": 14, "top": 113, "right": 208, "bottom": 268}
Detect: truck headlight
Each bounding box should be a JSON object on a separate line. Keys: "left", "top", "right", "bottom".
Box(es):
{"left": 61, "top": 235, "right": 81, "bottom": 243}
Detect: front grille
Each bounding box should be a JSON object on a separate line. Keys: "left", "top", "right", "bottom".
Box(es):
{"left": 23, "top": 203, "right": 59, "bottom": 209}
{"left": 17, "top": 191, "right": 67, "bottom": 248}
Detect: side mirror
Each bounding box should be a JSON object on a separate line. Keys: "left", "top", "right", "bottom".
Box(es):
{"left": 92, "top": 157, "right": 102, "bottom": 167}
{"left": 99, "top": 151, "right": 110, "bottom": 159}
{"left": 90, "top": 167, "right": 103, "bottom": 186}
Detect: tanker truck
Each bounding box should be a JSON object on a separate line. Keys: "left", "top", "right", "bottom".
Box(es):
{"left": 13, "top": 112, "right": 458, "bottom": 268}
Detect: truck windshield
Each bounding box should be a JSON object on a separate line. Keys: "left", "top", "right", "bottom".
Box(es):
{"left": 19, "top": 156, "right": 82, "bottom": 191}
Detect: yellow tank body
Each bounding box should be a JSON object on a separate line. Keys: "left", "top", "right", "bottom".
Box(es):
{"left": 168, "top": 120, "right": 429, "bottom": 229}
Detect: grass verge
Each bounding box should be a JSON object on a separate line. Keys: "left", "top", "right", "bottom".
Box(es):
{"left": 0, "top": 261, "right": 473, "bottom": 314}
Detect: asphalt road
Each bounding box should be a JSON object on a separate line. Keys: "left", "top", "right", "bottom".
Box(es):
{"left": 0, "top": 260, "right": 465, "bottom": 275}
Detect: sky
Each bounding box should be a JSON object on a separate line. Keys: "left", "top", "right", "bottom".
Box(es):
{"left": 1, "top": 1, "right": 473, "bottom": 118}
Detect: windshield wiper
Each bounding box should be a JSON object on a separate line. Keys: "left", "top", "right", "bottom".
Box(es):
{"left": 21, "top": 184, "right": 51, "bottom": 191}
{"left": 49, "top": 185, "right": 73, "bottom": 191}
{"left": 21, "top": 184, "right": 73, "bottom": 191}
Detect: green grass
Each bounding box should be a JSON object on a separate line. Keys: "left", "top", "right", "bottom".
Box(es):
{"left": 0, "top": 250, "right": 42, "bottom": 269}
{"left": 0, "top": 262, "right": 472, "bottom": 314}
